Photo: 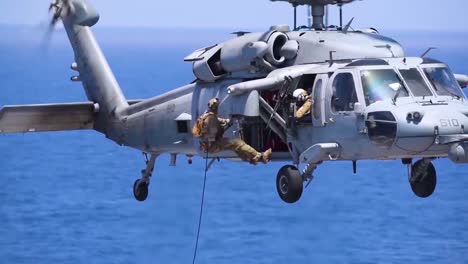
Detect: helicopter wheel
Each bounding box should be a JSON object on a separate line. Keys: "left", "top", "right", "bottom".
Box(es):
{"left": 133, "top": 179, "right": 149, "bottom": 202}
{"left": 276, "top": 165, "right": 303, "bottom": 204}
{"left": 409, "top": 159, "right": 437, "bottom": 198}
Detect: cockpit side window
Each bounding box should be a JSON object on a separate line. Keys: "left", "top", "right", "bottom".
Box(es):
{"left": 361, "top": 69, "right": 409, "bottom": 106}
{"left": 423, "top": 67, "right": 465, "bottom": 98}
{"left": 331, "top": 73, "right": 358, "bottom": 112}
{"left": 399, "top": 69, "right": 433, "bottom": 97}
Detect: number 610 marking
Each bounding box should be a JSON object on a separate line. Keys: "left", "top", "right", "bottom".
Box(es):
{"left": 440, "top": 119, "right": 460, "bottom": 127}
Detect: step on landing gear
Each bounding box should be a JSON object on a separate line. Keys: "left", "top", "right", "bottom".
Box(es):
{"left": 408, "top": 159, "right": 437, "bottom": 198}
{"left": 133, "top": 153, "right": 158, "bottom": 202}
{"left": 276, "top": 165, "right": 303, "bottom": 203}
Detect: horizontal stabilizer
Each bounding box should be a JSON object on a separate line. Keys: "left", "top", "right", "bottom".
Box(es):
{"left": 0, "top": 100, "right": 142, "bottom": 134}
{"left": 0, "top": 102, "right": 95, "bottom": 133}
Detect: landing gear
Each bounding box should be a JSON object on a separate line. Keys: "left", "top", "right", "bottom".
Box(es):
{"left": 133, "top": 153, "right": 158, "bottom": 202}
{"left": 133, "top": 179, "right": 149, "bottom": 201}
{"left": 409, "top": 159, "right": 437, "bottom": 198}
{"left": 276, "top": 165, "right": 303, "bottom": 203}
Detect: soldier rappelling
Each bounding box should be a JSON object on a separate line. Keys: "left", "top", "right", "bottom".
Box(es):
{"left": 192, "top": 98, "right": 272, "bottom": 165}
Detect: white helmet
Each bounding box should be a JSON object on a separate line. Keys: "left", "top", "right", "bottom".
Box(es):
{"left": 293, "top": 89, "right": 308, "bottom": 101}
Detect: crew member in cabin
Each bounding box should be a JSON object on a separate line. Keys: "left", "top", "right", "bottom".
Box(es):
{"left": 192, "top": 98, "right": 272, "bottom": 165}
{"left": 293, "top": 88, "right": 313, "bottom": 119}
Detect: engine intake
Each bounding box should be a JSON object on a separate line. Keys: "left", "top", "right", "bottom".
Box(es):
{"left": 185, "top": 30, "right": 299, "bottom": 82}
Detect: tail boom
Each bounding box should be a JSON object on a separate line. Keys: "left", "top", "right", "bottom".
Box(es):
{"left": 60, "top": 0, "right": 128, "bottom": 116}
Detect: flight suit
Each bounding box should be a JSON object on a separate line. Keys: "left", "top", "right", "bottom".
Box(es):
{"left": 195, "top": 110, "right": 265, "bottom": 164}
{"left": 296, "top": 96, "right": 313, "bottom": 119}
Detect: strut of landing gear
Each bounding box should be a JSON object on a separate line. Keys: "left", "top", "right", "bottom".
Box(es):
{"left": 409, "top": 159, "right": 437, "bottom": 198}
{"left": 276, "top": 165, "right": 303, "bottom": 203}
{"left": 133, "top": 153, "right": 158, "bottom": 202}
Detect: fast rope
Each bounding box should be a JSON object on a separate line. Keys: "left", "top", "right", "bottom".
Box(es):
{"left": 192, "top": 151, "right": 209, "bottom": 264}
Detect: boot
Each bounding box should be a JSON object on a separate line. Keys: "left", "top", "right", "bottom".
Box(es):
{"left": 250, "top": 153, "right": 262, "bottom": 165}
{"left": 261, "top": 148, "right": 272, "bottom": 164}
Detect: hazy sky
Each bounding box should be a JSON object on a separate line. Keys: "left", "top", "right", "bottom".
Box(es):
{"left": 0, "top": 0, "right": 467, "bottom": 32}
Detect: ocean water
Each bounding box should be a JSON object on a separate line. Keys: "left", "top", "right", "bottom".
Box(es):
{"left": 1, "top": 26, "right": 468, "bottom": 264}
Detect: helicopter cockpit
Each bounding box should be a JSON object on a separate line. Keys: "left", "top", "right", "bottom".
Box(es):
{"left": 358, "top": 61, "right": 465, "bottom": 108}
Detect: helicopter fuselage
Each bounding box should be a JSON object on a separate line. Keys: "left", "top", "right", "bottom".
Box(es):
{"left": 116, "top": 29, "right": 468, "bottom": 167}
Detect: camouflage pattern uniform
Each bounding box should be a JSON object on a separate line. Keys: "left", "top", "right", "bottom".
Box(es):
{"left": 193, "top": 98, "right": 272, "bottom": 165}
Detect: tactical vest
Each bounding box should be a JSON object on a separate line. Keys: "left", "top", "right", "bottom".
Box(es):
{"left": 192, "top": 112, "right": 216, "bottom": 138}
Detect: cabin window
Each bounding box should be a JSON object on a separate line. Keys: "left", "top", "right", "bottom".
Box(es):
{"left": 331, "top": 73, "right": 358, "bottom": 112}
{"left": 177, "top": 121, "right": 189, "bottom": 133}
{"left": 361, "top": 69, "right": 409, "bottom": 106}
{"left": 175, "top": 113, "right": 192, "bottom": 134}
{"left": 399, "top": 68, "right": 432, "bottom": 97}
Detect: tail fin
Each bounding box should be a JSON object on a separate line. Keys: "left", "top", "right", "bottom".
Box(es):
{"left": 56, "top": 0, "right": 128, "bottom": 117}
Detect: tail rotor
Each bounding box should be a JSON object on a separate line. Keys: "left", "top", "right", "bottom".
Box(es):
{"left": 41, "top": 0, "right": 71, "bottom": 52}
{"left": 44, "top": 0, "right": 70, "bottom": 42}
{"left": 48, "top": 0, "right": 71, "bottom": 29}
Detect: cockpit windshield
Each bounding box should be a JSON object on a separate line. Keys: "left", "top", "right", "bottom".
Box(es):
{"left": 399, "top": 68, "right": 433, "bottom": 97}
{"left": 423, "top": 67, "right": 465, "bottom": 98}
{"left": 361, "top": 69, "right": 409, "bottom": 106}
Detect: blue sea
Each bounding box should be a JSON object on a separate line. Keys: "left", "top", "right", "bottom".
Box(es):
{"left": 1, "top": 26, "right": 468, "bottom": 264}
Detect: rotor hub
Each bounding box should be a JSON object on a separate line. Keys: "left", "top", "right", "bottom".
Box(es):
{"left": 270, "top": 0, "right": 357, "bottom": 30}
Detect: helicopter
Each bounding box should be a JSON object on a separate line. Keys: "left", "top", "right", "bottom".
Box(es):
{"left": 1, "top": 0, "right": 468, "bottom": 204}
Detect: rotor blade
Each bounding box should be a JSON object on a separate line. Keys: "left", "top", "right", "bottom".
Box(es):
{"left": 41, "top": 0, "right": 67, "bottom": 52}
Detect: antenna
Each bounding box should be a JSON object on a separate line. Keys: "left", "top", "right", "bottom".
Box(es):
{"left": 342, "top": 17, "right": 354, "bottom": 33}
{"left": 421, "top": 47, "right": 437, "bottom": 58}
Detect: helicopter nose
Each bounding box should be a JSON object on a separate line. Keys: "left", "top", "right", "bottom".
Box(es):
{"left": 394, "top": 108, "right": 468, "bottom": 152}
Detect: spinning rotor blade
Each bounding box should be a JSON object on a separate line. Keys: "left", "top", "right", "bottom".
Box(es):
{"left": 43, "top": 0, "right": 71, "bottom": 45}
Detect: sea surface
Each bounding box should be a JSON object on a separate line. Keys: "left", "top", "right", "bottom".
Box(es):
{"left": 1, "top": 26, "right": 468, "bottom": 264}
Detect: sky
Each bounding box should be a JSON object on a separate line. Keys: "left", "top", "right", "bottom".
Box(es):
{"left": 0, "top": 0, "right": 467, "bottom": 32}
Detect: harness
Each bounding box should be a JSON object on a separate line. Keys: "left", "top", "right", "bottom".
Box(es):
{"left": 193, "top": 111, "right": 223, "bottom": 151}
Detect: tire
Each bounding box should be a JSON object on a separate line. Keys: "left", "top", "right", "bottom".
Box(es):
{"left": 410, "top": 160, "right": 437, "bottom": 198}
{"left": 276, "top": 165, "right": 303, "bottom": 203}
{"left": 133, "top": 179, "right": 149, "bottom": 202}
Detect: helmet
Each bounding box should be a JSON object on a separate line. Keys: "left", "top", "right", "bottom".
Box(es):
{"left": 207, "top": 98, "right": 220, "bottom": 112}
{"left": 293, "top": 89, "right": 308, "bottom": 101}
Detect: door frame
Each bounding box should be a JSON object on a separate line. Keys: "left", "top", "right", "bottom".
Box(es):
{"left": 325, "top": 69, "right": 365, "bottom": 121}
{"left": 311, "top": 74, "right": 328, "bottom": 127}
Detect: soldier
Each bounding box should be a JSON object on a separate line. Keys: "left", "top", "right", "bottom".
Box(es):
{"left": 293, "top": 88, "right": 313, "bottom": 119}
{"left": 192, "top": 98, "right": 272, "bottom": 165}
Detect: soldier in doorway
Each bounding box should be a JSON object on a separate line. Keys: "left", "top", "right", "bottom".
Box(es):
{"left": 293, "top": 88, "right": 313, "bottom": 119}
{"left": 192, "top": 98, "right": 272, "bottom": 165}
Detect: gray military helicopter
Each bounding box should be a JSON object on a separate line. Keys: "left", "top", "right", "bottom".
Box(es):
{"left": 1, "top": 0, "right": 468, "bottom": 204}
